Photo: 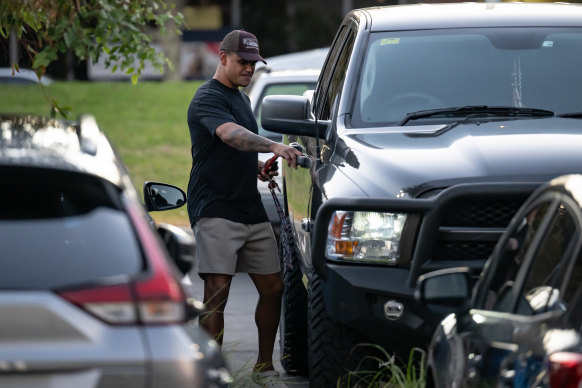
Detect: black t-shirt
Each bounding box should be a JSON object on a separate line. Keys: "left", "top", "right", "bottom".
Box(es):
{"left": 187, "top": 78, "right": 268, "bottom": 227}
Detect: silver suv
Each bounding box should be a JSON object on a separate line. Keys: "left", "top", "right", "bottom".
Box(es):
{"left": 0, "top": 114, "right": 231, "bottom": 388}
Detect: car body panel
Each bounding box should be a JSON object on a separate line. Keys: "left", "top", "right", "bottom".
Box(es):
{"left": 0, "top": 293, "right": 148, "bottom": 387}
{"left": 333, "top": 118, "right": 582, "bottom": 199}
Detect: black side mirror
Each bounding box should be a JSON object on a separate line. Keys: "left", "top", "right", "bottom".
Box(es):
{"left": 415, "top": 267, "right": 472, "bottom": 315}
{"left": 143, "top": 182, "right": 186, "bottom": 212}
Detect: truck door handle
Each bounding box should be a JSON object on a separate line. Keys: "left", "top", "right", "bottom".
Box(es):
{"left": 289, "top": 142, "right": 305, "bottom": 153}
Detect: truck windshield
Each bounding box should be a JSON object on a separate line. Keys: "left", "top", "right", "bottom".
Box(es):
{"left": 351, "top": 27, "right": 582, "bottom": 127}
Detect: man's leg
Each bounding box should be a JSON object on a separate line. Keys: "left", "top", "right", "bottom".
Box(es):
{"left": 200, "top": 273, "right": 233, "bottom": 346}
{"left": 249, "top": 272, "right": 284, "bottom": 371}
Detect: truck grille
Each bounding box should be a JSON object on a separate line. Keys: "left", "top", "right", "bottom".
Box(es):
{"left": 429, "top": 192, "right": 532, "bottom": 263}
{"left": 440, "top": 199, "right": 524, "bottom": 228}
{"left": 434, "top": 240, "right": 498, "bottom": 262}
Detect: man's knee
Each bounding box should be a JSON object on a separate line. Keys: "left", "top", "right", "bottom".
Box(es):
{"left": 259, "top": 275, "right": 284, "bottom": 300}
{"left": 203, "top": 274, "right": 232, "bottom": 309}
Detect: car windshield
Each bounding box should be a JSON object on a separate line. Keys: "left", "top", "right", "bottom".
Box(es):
{"left": 352, "top": 27, "right": 582, "bottom": 127}
{"left": 0, "top": 169, "right": 143, "bottom": 289}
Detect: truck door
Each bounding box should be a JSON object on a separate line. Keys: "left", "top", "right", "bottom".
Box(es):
{"left": 284, "top": 23, "right": 356, "bottom": 268}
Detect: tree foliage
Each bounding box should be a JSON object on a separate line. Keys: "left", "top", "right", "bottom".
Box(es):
{"left": 1, "top": 0, "right": 183, "bottom": 85}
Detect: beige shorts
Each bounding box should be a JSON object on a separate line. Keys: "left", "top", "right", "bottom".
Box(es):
{"left": 193, "top": 217, "right": 280, "bottom": 277}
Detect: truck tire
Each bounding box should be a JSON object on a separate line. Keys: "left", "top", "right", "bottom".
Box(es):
{"left": 308, "top": 269, "right": 356, "bottom": 387}
{"left": 278, "top": 230, "right": 309, "bottom": 376}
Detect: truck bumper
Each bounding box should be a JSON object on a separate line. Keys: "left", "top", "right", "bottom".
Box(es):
{"left": 321, "top": 263, "right": 435, "bottom": 356}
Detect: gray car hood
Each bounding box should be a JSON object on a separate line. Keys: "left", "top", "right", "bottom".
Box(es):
{"left": 329, "top": 117, "right": 582, "bottom": 198}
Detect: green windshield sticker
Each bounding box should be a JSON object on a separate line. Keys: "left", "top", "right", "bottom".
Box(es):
{"left": 380, "top": 38, "right": 400, "bottom": 45}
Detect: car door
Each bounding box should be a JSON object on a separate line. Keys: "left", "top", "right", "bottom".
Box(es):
{"left": 453, "top": 192, "right": 582, "bottom": 388}
{"left": 284, "top": 22, "right": 356, "bottom": 268}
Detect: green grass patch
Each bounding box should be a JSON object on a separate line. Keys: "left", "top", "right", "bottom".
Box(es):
{"left": 341, "top": 346, "right": 427, "bottom": 388}
{"left": 0, "top": 81, "right": 204, "bottom": 226}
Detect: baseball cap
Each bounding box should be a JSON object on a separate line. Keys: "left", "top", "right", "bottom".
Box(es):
{"left": 219, "top": 30, "right": 267, "bottom": 64}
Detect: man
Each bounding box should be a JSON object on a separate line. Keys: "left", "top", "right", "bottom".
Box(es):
{"left": 186, "top": 30, "right": 302, "bottom": 387}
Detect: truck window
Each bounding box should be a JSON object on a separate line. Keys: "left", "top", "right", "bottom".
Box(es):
{"left": 315, "top": 26, "right": 355, "bottom": 120}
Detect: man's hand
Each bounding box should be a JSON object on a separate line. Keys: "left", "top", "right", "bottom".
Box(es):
{"left": 270, "top": 143, "right": 303, "bottom": 169}
{"left": 258, "top": 158, "right": 279, "bottom": 182}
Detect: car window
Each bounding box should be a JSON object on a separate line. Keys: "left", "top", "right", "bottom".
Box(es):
{"left": 318, "top": 29, "right": 355, "bottom": 121}
{"left": 518, "top": 202, "right": 577, "bottom": 314}
{"left": 256, "top": 82, "right": 317, "bottom": 139}
{"left": 0, "top": 169, "right": 143, "bottom": 289}
{"left": 314, "top": 26, "right": 348, "bottom": 111}
{"left": 314, "top": 25, "right": 355, "bottom": 120}
{"left": 484, "top": 201, "right": 551, "bottom": 312}
{"left": 352, "top": 27, "right": 582, "bottom": 127}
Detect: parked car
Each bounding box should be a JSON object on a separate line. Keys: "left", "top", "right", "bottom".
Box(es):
{"left": 243, "top": 67, "right": 321, "bottom": 242}
{"left": 261, "top": 2, "right": 582, "bottom": 384}
{"left": 417, "top": 174, "right": 582, "bottom": 388}
{"left": 144, "top": 183, "right": 196, "bottom": 276}
{"left": 0, "top": 67, "right": 53, "bottom": 85}
{"left": 0, "top": 113, "right": 231, "bottom": 387}
{"left": 254, "top": 47, "right": 328, "bottom": 73}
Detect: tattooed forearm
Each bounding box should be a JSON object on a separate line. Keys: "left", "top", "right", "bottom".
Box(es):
{"left": 224, "top": 126, "right": 274, "bottom": 152}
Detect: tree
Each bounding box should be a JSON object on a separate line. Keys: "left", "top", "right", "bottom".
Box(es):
{"left": 1, "top": 0, "right": 183, "bottom": 89}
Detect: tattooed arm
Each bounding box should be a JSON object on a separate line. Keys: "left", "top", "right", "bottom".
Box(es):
{"left": 215, "top": 122, "right": 302, "bottom": 167}
{"left": 215, "top": 122, "right": 274, "bottom": 152}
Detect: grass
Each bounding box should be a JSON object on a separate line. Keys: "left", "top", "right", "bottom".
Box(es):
{"left": 340, "top": 346, "right": 427, "bottom": 388}
{"left": 0, "top": 81, "right": 204, "bottom": 226}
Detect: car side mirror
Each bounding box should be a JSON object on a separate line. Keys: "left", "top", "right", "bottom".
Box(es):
{"left": 261, "top": 95, "right": 328, "bottom": 137}
{"left": 143, "top": 182, "right": 186, "bottom": 212}
{"left": 415, "top": 267, "right": 471, "bottom": 315}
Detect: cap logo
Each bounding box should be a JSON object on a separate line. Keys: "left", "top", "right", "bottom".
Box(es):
{"left": 242, "top": 38, "right": 259, "bottom": 51}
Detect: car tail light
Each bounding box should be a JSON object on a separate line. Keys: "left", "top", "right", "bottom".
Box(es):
{"left": 58, "top": 200, "right": 187, "bottom": 325}
{"left": 549, "top": 352, "right": 582, "bottom": 388}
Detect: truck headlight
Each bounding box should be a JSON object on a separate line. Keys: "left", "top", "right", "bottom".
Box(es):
{"left": 326, "top": 211, "right": 407, "bottom": 265}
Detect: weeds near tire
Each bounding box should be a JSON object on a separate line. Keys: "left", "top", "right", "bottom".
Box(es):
{"left": 339, "top": 345, "right": 427, "bottom": 388}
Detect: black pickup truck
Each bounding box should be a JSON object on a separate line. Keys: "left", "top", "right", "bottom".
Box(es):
{"left": 262, "top": 2, "right": 582, "bottom": 386}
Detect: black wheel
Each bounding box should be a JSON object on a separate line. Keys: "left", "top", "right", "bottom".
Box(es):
{"left": 307, "top": 269, "right": 355, "bottom": 387}
{"left": 307, "top": 270, "right": 391, "bottom": 387}
{"left": 278, "top": 229, "right": 309, "bottom": 376}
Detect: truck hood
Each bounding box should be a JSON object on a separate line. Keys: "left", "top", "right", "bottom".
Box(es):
{"left": 329, "top": 117, "right": 582, "bottom": 198}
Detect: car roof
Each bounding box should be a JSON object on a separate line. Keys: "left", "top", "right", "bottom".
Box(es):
{"left": 244, "top": 68, "right": 320, "bottom": 101}
{"left": 359, "top": 2, "right": 582, "bottom": 31}
{"left": 254, "top": 68, "right": 321, "bottom": 80}
{"left": 0, "top": 114, "right": 126, "bottom": 186}
{"left": 0, "top": 68, "right": 53, "bottom": 86}
{"left": 256, "top": 47, "right": 328, "bottom": 72}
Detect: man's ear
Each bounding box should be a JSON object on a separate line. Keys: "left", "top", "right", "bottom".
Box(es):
{"left": 219, "top": 51, "right": 229, "bottom": 66}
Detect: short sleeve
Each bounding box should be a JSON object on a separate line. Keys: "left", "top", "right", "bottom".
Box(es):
{"left": 191, "top": 87, "right": 235, "bottom": 136}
